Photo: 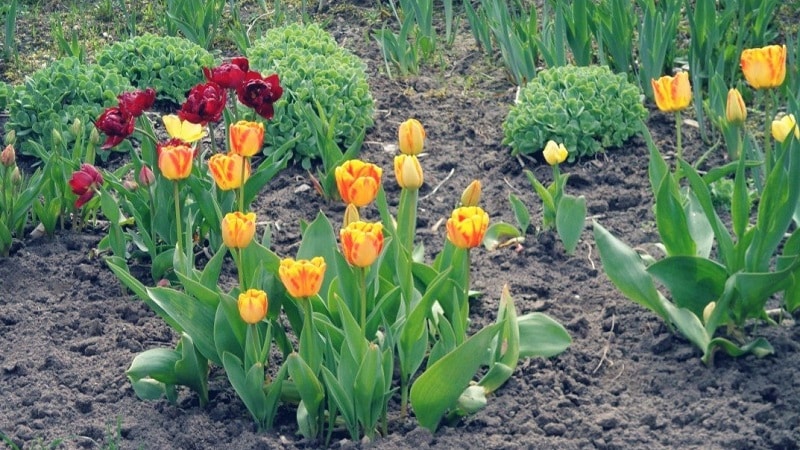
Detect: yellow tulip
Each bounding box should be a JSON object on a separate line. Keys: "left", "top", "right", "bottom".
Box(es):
{"left": 542, "top": 140, "right": 568, "bottom": 165}
{"left": 651, "top": 72, "right": 692, "bottom": 113}
{"left": 771, "top": 114, "right": 799, "bottom": 143}
{"left": 725, "top": 88, "right": 747, "bottom": 124}
{"left": 158, "top": 143, "right": 194, "bottom": 180}
{"left": 740, "top": 45, "right": 786, "bottom": 89}
{"left": 237, "top": 289, "right": 268, "bottom": 324}
{"left": 162, "top": 114, "right": 206, "bottom": 143}
{"left": 398, "top": 118, "right": 426, "bottom": 155}
{"left": 446, "top": 206, "right": 489, "bottom": 249}
{"left": 208, "top": 153, "right": 250, "bottom": 190}
{"left": 394, "top": 154, "right": 424, "bottom": 189}
{"left": 340, "top": 221, "right": 384, "bottom": 268}
{"left": 460, "top": 180, "right": 482, "bottom": 207}
{"left": 334, "top": 159, "right": 383, "bottom": 207}
{"left": 229, "top": 120, "right": 265, "bottom": 157}
{"left": 222, "top": 211, "right": 256, "bottom": 249}
{"left": 279, "top": 257, "right": 326, "bottom": 298}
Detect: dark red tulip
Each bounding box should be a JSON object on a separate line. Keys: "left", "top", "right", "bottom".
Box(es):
{"left": 203, "top": 57, "right": 249, "bottom": 90}
{"left": 95, "top": 107, "right": 135, "bottom": 150}
{"left": 236, "top": 72, "right": 283, "bottom": 120}
{"left": 117, "top": 88, "right": 156, "bottom": 118}
{"left": 178, "top": 82, "right": 227, "bottom": 125}
{"left": 68, "top": 164, "right": 104, "bottom": 208}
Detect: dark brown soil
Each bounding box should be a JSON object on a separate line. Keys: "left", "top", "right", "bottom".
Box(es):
{"left": 2, "top": 3, "right": 800, "bottom": 450}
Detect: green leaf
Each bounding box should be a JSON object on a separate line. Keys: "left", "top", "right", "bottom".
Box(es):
{"left": 482, "top": 222, "right": 523, "bottom": 251}
{"left": 148, "top": 286, "right": 219, "bottom": 365}
{"left": 106, "top": 257, "right": 181, "bottom": 332}
{"left": 661, "top": 302, "right": 709, "bottom": 356}
{"left": 556, "top": 194, "right": 586, "bottom": 255}
{"left": 508, "top": 193, "right": 531, "bottom": 234}
{"left": 646, "top": 256, "right": 727, "bottom": 318}
{"left": 655, "top": 173, "right": 696, "bottom": 256}
{"left": 222, "top": 352, "right": 267, "bottom": 427}
{"left": 517, "top": 312, "right": 571, "bottom": 358}
{"left": 286, "top": 353, "right": 324, "bottom": 438}
{"left": 478, "top": 286, "right": 522, "bottom": 394}
{"left": 704, "top": 337, "right": 774, "bottom": 365}
{"left": 173, "top": 334, "right": 209, "bottom": 406}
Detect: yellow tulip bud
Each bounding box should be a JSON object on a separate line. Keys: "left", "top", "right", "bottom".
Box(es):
{"left": 10, "top": 166, "right": 21, "bottom": 185}
{"left": 208, "top": 153, "right": 250, "bottom": 190}
{"left": 229, "top": 120, "right": 265, "bottom": 157}
{"left": 89, "top": 127, "right": 101, "bottom": 146}
{"left": 340, "top": 221, "right": 384, "bottom": 268}
{"left": 158, "top": 143, "right": 194, "bottom": 180}
{"left": 651, "top": 72, "right": 692, "bottom": 112}
{"left": 343, "top": 203, "right": 360, "bottom": 227}
{"left": 221, "top": 211, "right": 256, "bottom": 249}
{"left": 279, "top": 257, "right": 326, "bottom": 298}
{"left": 394, "top": 154, "right": 424, "bottom": 189}
{"left": 163, "top": 114, "right": 207, "bottom": 143}
{"left": 446, "top": 206, "right": 489, "bottom": 249}
{"left": 398, "top": 118, "right": 426, "bottom": 155}
{"left": 725, "top": 88, "right": 747, "bottom": 125}
{"left": 542, "top": 140, "right": 568, "bottom": 166}
{"left": 334, "top": 159, "right": 383, "bottom": 207}
{"left": 702, "top": 301, "right": 716, "bottom": 324}
{"left": 460, "top": 180, "right": 482, "bottom": 207}
{"left": 771, "top": 114, "right": 799, "bottom": 143}
{"left": 71, "top": 118, "right": 82, "bottom": 138}
{"left": 238, "top": 289, "right": 268, "bottom": 324}
{"left": 740, "top": 45, "right": 786, "bottom": 90}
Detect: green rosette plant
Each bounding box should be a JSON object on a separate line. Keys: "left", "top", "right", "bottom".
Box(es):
{"left": 503, "top": 65, "right": 647, "bottom": 161}
{"left": 247, "top": 23, "right": 374, "bottom": 168}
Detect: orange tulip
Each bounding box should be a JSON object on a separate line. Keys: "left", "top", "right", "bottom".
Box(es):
{"left": 238, "top": 289, "right": 268, "bottom": 324}
{"left": 279, "top": 257, "right": 326, "bottom": 298}
{"left": 394, "top": 154, "right": 424, "bottom": 189}
{"left": 725, "top": 88, "right": 747, "bottom": 124}
{"left": 340, "top": 221, "right": 384, "bottom": 268}
{"left": 158, "top": 143, "right": 194, "bottom": 180}
{"left": 208, "top": 153, "right": 250, "bottom": 190}
{"left": 334, "top": 159, "right": 383, "bottom": 207}
{"left": 740, "top": 45, "right": 786, "bottom": 89}
{"left": 651, "top": 72, "right": 692, "bottom": 113}
{"left": 229, "top": 120, "right": 265, "bottom": 157}
{"left": 446, "top": 206, "right": 489, "bottom": 249}
{"left": 398, "top": 118, "right": 425, "bottom": 155}
{"left": 222, "top": 211, "right": 256, "bottom": 249}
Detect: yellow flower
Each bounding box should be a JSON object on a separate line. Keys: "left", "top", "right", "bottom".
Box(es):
{"left": 238, "top": 289, "right": 268, "bottom": 324}
{"left": 162, "top": 114, "right": 206, "bottom": 143}
{"left": 460, "top": 180, "right": 482, "bottom": 207}
{"left": 398, "top": 118, "right": 425, "bottom": 155}
{"left": 279, "top": 257, "right": 326, "bottom": 298}
{"left": 334, "top": 159, "right": 383, "bottom": 207}
{"left": 651, "top": 72, "right": 692, "bottom": 113}
{"left": 229, "top": 120, "right": 265, "bottom": 157}
{"left": 208, "top": 153, "right": 250, "bottom": 190}
{"left": 394, "top": 154, "right": 424, "bottom": 189}
{"left": 725, "top": 88, "right": 747, "bottom": 124}
{"left": 340, "top": 221, "right": 384, "bottom": 268}
{"left": 446, "top": 206, "right": 489, "bottom": 249}
{"left": 771, "top": 114, "right": 799, "bottom": 143}
{"left": 222, "top": 211, "right": 256, "bottom": 249}
{"left": 542, "top": 140, "right": 568, "bottom": 166}
{"left": 740, "top": 45, "right": 786, "bottom": 89}
{"left": 158, "top": 143, "right": 194, "bottom": 180}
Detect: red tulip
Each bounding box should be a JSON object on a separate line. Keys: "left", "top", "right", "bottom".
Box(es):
{"left": 236, "top": 72, "right": 283, "bottom": 120}
{"left": 203, "top": 57, "right": 249, "bottom": 90}
{"left": 95, "top": 107, "right": 135, "bottom": 150}
{"left": 68, "top": 164, "right": 104, "bottom": 208}
{"left": 117, "top": 88, "right": 156, "bottom": 118}
{"left": 178, "top": 82, "right": 227, "bottom": 125}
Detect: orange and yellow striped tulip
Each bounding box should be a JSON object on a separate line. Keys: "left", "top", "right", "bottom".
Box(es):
{"left": 238, "top": 289, "right": 268, "bottom": 324}
{"left": 208, "top": 153, "right": 250, "bottom": 190}
{"left": 279, "top": 257, "right": 326, "bottom": 298}
{"left": 740, "top": 45, "right": 786, "bottom": 89}
{"left": 394, "top": 154, "right": 424, "bottom": 189}
{"left": 398, "top": 118, "right": 425, "bottom": 155}
{"left": 340, "top": 221, "right": 384, "bottom": 268}
{"left": 222, "top": 211, "right": 256, "bottom": 249}
{"left": 651, "top": 72, "right": 692, "bottom": 113}
{"left": 229, "top": 120, "right": 265, "bottom": 157}
{"left": 158, "top": 143, "right": 194, "bottom": 180}
{"left": 335, "top": 159, "right": 383, "bottom": 207}
{"left": 446, "top": 206, "right": 489, "bottom": 249}
{"left": 725, "top": 88, "right": 747, "bottom": 124}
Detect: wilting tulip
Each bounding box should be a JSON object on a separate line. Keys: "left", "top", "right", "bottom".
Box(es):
{"left": 740, "top": 45, "right": 786, "bottom": 89}
{"left": 460, "top": 180, "right": 482, "bottom": 207}
{"left": 162, "top": 114, "right": 206, "bottom": 143}
{"left": 68, "top": 164, "right": 104, "bottom": 208}
{"left": 203, "top": 57, "right": 249, "bottom": 90}
{"left": 229, "top": 120, "right": 265, "bottom": 157}
{"left": 542, "top": 140, "right": 568, "bottom": 166}
{"left": 179, "top": 81, "right": 227, "bottom": 125}
{"left": 237, "top": 288, "right": 268, "bottom": 324}
{"left": 398, "top": 118, "right": 425, "bottom": 155}
{"left": 725, "top": 88, "right": 747, "bottom": 125}
{"left": 279, "top": 257, "right": 326, "bottom": 298}
{"left": 208, "top": 153, "right": 250, "bottom": 190}
{"left": 340, "top": 221, "right": 384, "bottom": 268}
{"left": 158, "top": 143, "right": 194, "bottom": 180}
{"left": 1, "top": 144, "right": 15, "bottom": 168}
{"left": 335, "top": 159, "right": 383, "bottom": 207}
{"left": 222, "top": 211, "right": 256, "bottom": 249}
{"left": 95, "top": 106, "right": 135, "bottom": 149}
{"left": 446, "top": 206, "right": 489, "bottom": 249}
{"left": 771, "top": 114, "right": 799, "bottom": 143}
{"left": 651, "top": 72, "right": 692, "bottom": 113}
{"left": 236, "top": 71, "right": 283, "bottom": 120}
{"left": 117, "top": 88, "right": 156, "bottom": 118}
{"left": 394, "top": 154, "right": 424, "bottom": 189}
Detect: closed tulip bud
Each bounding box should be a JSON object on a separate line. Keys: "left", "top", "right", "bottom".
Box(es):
{"left": 542, "top": 140, "right": 568, "bottom": 166}
{"left": 340, "top": 221, "right": 384, "bottom": 268}
{"left": 1, "top": 144, "right": 15, "bottom": 167}
{"left": 89, "top": 127, "right": 101, "bottom": 146}
{"left": 398, "top": 118, "right": 425, "bottom": 155}
{"left": 771, "top": 114, "right": 799, "bottom": 143}
{"left": 394, "top": 154, "right": 424, "bottom": 189}
{"left": 208, "top": 153, "right": 250, "bottom": 190}
{"left": 456, "top": 385, "right": 488, "bottom": 415}
{"left": 651, "top": 72, "right": 692, "bottom": 112}
{"left": 158, "top": 143, "right": 194, "bottom": 180}
{"left": 11, "top": 166, "right": 21, "bottom": 185}
{"left": 343, "top": 203, "right": 360, "bottom": 227}
{"left": 222, "top": 211, "right": 256, "bottom": 249}
{"left": 446, "top": 206, "right": 489, "bottom": 249}
{"left": 702, "top": 302, "right": 716, "bottom": 324}
{"left": 460, "top": 180, "right": 482, "bottom": 207}
{"left": 138, "top": 165, "right": 155, "bottom": 187}
{"left": 279, "top": 257, "right": 326, "bottom": 298}
{"left": 70, "top": 118, "right": 82, "bottom": 138}
{"left": 229, "top": 120, "right": 265, "bottom": 157}
{"left": 4, "top": 130, "right": 16, "bottom": 146}
{"left": 162, "top": 114, "right": 206, "bottom": 143}
{"left": 335, "top": 159, "right": 383, "bottom": 207}
{"left": 740, "top": 45, "right": 786, "bottom": 89}
{"left": 237, "top": 289, "right": 268, "bottom": 324}
{"left": 725, "top": 88, "right": 747, "bottom": 124}
{"left": 123, "top": 179, "right": 139, "bottom": 191}
{"left": 52, "top": 128, "right": 63, "bottom": 148}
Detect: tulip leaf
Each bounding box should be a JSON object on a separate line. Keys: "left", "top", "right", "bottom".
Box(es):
{"left": 661, "top": 301, "right": 709, "bottom": 356}
{"left": 287, "top": 353, "right": 325, "bottom": 438}
{"left": 106, "top": 256, "right": 181, "bottom": 332}
{"left": 148, "top": 286, "right": 220, "bottom": 365}
{"left": 731, "top": 152, "right": 750, "bottom": 240}
{"left": 517, "top": 312, "right": 571, "bottom": 358}
{"left": 681, "top": 161, "right": 735, "bottom": 269}
{"left": 655, "top": 172, "right": 695, "bottom": 257}
{"left": 479, "top": 285, "right": 521, "bottom": 394}
{"left": 127, "top": 347, "right": 181, "bottom": 388}
{"left": 222, "top": 352, "right": 268, "bottom": 428}
{"left": 556, "top": 194, "right": 586, "bottom": 255}
{"left": 508, "top": 192, "right": 531, "bottom": 234}
{"left": 703, "top": 337, "right": 774, "bottom": 365}
{"left": 320, "top": 366, "right": 357, "bottom": 439}
{"left": 482, "top": 221, "right": 523, "bottom": 251}
{"left": 410, "top": 322, "right": 502, "bottom": 432}
{"left": 213, "top": 292, "right": 246, "bottom": 362}
{"left": 354, "top": 344, "right": 384, "bottom": 435}
{"left": 731, "top": 267, "right": 797, "bottom": 322}
{"left": 646, "top": 256, "right": 728, "bottom": 318}
{"left": 685, "top": 191, "right": 713, "bottom": 258}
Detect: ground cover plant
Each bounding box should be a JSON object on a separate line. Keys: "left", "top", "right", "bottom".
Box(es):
{"left": 2, "top": 0, "right": 800, "bottom": 449}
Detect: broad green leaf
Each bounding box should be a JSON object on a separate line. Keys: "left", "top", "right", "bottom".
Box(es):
{"left": 681, "top": 161, "right": 735, "bottom": 269}
{"left": 482, "top": 221, "right": 523, "bottom": 251}
{"left": 354, "top": 344, "right": 383, "bottom": 433}
{"left": 286, "top": 353, "right": 324, "bottom": 438}
{"left": 173, "top": 334, "right": 209, "bottom": 406}
{"left": 517, "top": 312, "right": 571, "bottom": 358}
{"left": 508, "top": 193, "right": 531, "bottom": 234}
{"left": 479, "top": 285, "right": 521, "bottom": 394}
{"left": 556, "top": 194, "right": 586, "bottom": 255}
{"left": 685, "top": 191, "right": 713, "bottom": 258}
{"left": 106, "top": 257, "right": 181, "bottom": 332}
{"left": 655, "top": 173, "right": 695, "bottom": 256}
{"left": 148, "top": 287, "right": 219, "bottom": 365}
{"left": 661, "top": 302, "right": 709, "bottom": 356}
{"left": 731, "top": 153, "right": 750, "bottom": 239}
{"left": 732, "top": 267, "right": 797, "bottom": 322}
{"left": 703, "top": 337, "right": 774, "bottom": 365}
{"left": 646, "top": 256, "right": 727, "bottom": 318}
{"left": 127, "top": 347, "right": 181, "bottom": 386}
{"left": 320, "top": 366, "right": 357, "bottom": 439}
{"left": 223, "top": 352, "right": 267, "bottom": 427}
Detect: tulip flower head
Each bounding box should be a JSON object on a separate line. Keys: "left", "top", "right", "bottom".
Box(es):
{"left": 740, "top": 45, "right": 786, "bottom": 90}
{"left": 394, "top": 154, "right": 424, "bottom": 189}
{"left": 771, "top": 114, "right": 799, "bottom": 143}
{"left": 237, "top": 288, "right": 268, "bottom": 324}
{"left": 460, "top": 180, "right": 482, "bottom": 207}
{"left": 236, "top": 72, "right": 283, "bottom": 120}
{"left": 222, "top": 211, "right": 256, "bottom": 249}
{"left": 279, "top": 257, "right": 327, "bottom": 298}
{"left": 651, "top": 72, "right": 692, "bottom": 113}
{"left": 95, "top": 106, "right": 135, "bottom": 150}
{"left": 725, "top": 88, "right": 747, "bottom": 124}
{"left": 398, "top": 118, "right": 426, "bottom": 155}
{"left": 1, "top": 144, "right": 15, "bottom": 168}
{"left": 69, "top": 164, "right": 104, "bottom": 208}
{"left": 138, "top": 165, "right": 155, "bottom": 187}
{"left": 117, "top": 88, "right": 156, "bottom": 119}
{"left": 340, "top": 221, "right": 384, "bottom": 268}
{"left": 179, "top": 81, "right": 227, "bottom": 125}
{"left": 208, "top": 153, "right": 250, "bottom": 190}
{"left": 162, "top": 114, "right": 206, "bottom": 143}
{"left": 158, "top": 143, "right": 195, "bottom": 180}
{"left": 203, "top": 57, "right": 249, "bottom": 90}
{"left": 542, "top": 140, "right": 568, "bottom": 166}
{"left": 446, "top": 206, "right": 489, "bottom": 249}
{"left": 335, "top": 159, "right": 383, "bottom": 207}
{"left": 229, "top": 120, "right": 265, "bottom": 157}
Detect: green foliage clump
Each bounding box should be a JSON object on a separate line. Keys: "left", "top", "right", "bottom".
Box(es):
{"left": 0, "top": 81, "right": 9, "bottom": 112}
{"left": 503, "top": 65, "right": 647, "bottom": 161}
{"left": 4, "top": 57, "right": 133, "bottom": 154}
{"left": 96, "top": 34, "right": 215, "bottom": 104}
{"left": 247, "top": 23, "right": 374, "bottom": 166}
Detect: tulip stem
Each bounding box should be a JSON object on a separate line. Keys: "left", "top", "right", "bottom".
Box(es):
{"left": 359, "top": 267, "right": 368, "bottom": 336}
{"left": 236, "top": 248, "right": 245, "bottom": 289}
{"left": 173, "top": 181, "right": 183, "bottom": 254}
{"left": 674, "top": 112, "right": 683, "bottom": 164}
{"left": 238, "top": 157, "right": 247, "bottom": 213}
{"left": 208, "top": 124, "right": 218, "bottom": 155}
{"left": 763, "top": 91, "right": 776, "bottom": 175}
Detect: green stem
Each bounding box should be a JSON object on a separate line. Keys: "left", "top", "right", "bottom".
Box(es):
{"left": 763, "top": 90, "right": 775, "bottom": 175}
{"left": 133, "top": 126, "right": 159, "bottom": 147}
{"left": 236, "top": 248, "right": 245, "bottom": 289}
{"left": 359, "top": 267, "right": 367, "bottom": 335}
{"left": 208, "top": 124, "right": 218, "bottom": 155}
{"left": 462, "top": 250, "right": 471, "bottom": 332}
{"left": 303, "top": 296, "right": 314, "bottom": 337}
{"left": 238, "top": 156, "right": 247, "bottom": 212}
{"left": 173, "top": 180, "right": 183, "bottom": 254}
{"left": 675, "top": 111, "right": 683, "bottom": 165}
{"left": 400, "top": 374, "right": 409, "bottom": 419}
{"left": 397, "top": 187, "right": 418, "bottom": 253}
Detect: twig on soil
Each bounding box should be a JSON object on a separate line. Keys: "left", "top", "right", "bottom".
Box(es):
{"left": 431, "top": 217, "right": 445, "bottom": 233}
{"left": 585, "top": 241, "right": 595, "bottom": 270}
{"left": 420, "top": 168, "right": 455, "bottom": 201}
{"left": 503, "top": 177, "right": 521, "bottom": 194}
{"left": 592, "top": 313, "right": 615, "bottom": 375}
